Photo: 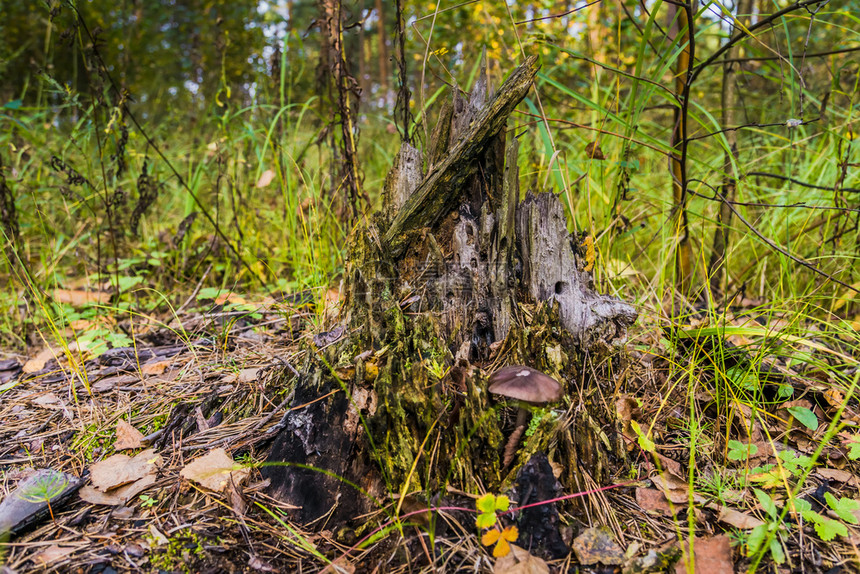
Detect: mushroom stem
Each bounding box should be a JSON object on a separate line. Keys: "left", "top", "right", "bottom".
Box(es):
{"left": 502, "top": 407, "right": 530, "bottom": 467}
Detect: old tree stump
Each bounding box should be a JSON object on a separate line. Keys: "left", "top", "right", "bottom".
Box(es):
{"left": 264, "top": 56, "right": 637, "bottom": 537}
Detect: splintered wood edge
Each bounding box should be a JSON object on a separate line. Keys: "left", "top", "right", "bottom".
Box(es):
{"left": 383, "top": 55, "right": 540, "bottom": 257}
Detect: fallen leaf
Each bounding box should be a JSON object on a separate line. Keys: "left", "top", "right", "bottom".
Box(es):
{"left": 585, "top": 141, "right": 605, "bottom": 160}
{"left": 111, "top": 474, "right": 157, "bottom": 503}
{"left": 715, "top": 505, "right": 764, "bottom": 529}
{"left": 89, "top": 448, "right": 163, "bottom": 491}
{"left": 32, "top": 544, "right": 76, "bottom": 566}
{"left": 92, "top": 374, "right": 139, "bottom": 393}
{"left": 248, "top": 555, "right": 279, "bottom": 572}
{"left": 222, "top": 367, "right": 260, "bottom": 384}
{"left": 79, "top": 485, "right": 122, "bottom": 506}
{"left": 23, "top": 347, "right": 60, "bottom": 373}
{"left": 32, "top": 393, "right": 63, "bottom": 407}
{"left": 494, "top": 544, "right": 550, "bottom": 574}
{"left": 256, "top": 169, "right": 276, "bottom": 188}
{"left": 141, "top": 360, "right": 170, "bottom": 376}
{"left": 148, "top": 524, "right": 169, "bottom": 546}
{"left": 52, "top": 288, "right": 110, "bottom": 306}
{"left": 636, "top": 488, "right": 676, "bottom": 516}
{"left": 180, "top": 448, "right": 250, "bottom": 493}
{"left": 572, "top": 527, "right": 625, "bottom": 566}
{"left": 817, "top": 468, "right": 856, "bottom": 485}
{"left": 114, "top": 420, "right": 145, "bottom": 451}
{"left": 674, "top": 535, "right": 734, "bottom": 573}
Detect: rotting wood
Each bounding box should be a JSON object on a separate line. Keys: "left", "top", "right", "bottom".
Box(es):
{"left": 383, "top": 55, "right": 539, "bottom": 258}
{"left": 265, "top": 55, "right": 637, "bottom": 532}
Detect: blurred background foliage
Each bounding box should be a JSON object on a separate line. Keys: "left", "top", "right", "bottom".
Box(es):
{"left": 0, "top": 0, "right": 857, "bottom": 349}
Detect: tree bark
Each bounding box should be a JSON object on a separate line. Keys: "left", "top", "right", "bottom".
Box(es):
{"left": 264, "top": 56, "right": 637, "bottom": 529}
{"left": 709, "top": 0, "right": 751, "bottom": 295}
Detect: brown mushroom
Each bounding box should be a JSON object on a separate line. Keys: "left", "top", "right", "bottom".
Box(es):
{"left": 488, "top": 366, "right": 563, "bottom": 467}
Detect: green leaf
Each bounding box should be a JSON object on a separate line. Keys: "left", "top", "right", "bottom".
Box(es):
{"left": 476, "top": 494, "right": 496, "bottom": 514}
{"left": 631, "top": 421, "right": 655, "bottom": 453}
{"left": 116, "top": 275, "right": 144, "bottom": 292}
{"left": 494, "top": 495, "right": 510, "bottom": 513}
{"left": 197, "top": 287, "right": 223, "bottom": 300}
{"left": 824, "top": 493, "right": 860, "bottom": 524}
{"left": 813, "top": 516, "right": 847, "bottom": 541}
{"left": 727, "top": 440, "right": 757, "bottom": 461}
{"left": 786, "top": 406, "right": 818, "bottom": 431}
{"left": 475, "top": 512, "right": 496, "bottom": 529}
{"left": 754, "top": 488, "right": 777, "bottom": 518}
{"left": 769, "top": 538, "right": 786, "bottom": 564}
{"left": 746, "top": 524, "right": 767, "bottom": 555}
{"left": 845, "top": 436, "right": 860, "bottom": 460}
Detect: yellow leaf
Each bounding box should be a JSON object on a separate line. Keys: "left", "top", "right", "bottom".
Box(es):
{"left": 493, "top": 537, "right": 511, "bottom": 558}
{"left": 501, "top": 525, "right": 519, "bottom": 541}
{"left": 482, "top": 528, "right": 500, "bottom": 547}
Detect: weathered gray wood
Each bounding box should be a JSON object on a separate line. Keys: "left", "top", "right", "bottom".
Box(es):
{"left": 426, "top": 100, "right": 453, "bottom": 170}
{"left": 489, "top": 137, "right": 520, "bottom": 341}
{"left": 516, "top": 192, "right": 638, "bottom": 348}
{"left": 383, "top": 55, "right": 539, "bottom": 257}
{"left": 383, "top": 143, "right": 423, "bottom": 213}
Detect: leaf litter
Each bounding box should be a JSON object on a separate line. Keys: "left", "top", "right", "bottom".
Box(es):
{"left": 0, "top": 297, "right": 858, "bottom": 572}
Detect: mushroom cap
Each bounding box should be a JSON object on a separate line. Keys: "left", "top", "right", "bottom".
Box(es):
{"left": 487, "top": 366, "right": 563, "bottom": 404}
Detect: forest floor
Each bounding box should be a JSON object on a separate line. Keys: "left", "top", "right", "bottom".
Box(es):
{"left": 0, "top": 290, "right": 859, "bottom": 573}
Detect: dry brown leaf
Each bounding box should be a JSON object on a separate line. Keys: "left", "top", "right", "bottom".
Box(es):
{"left": 79, "top": 485, "right": 123, "bottom": 506}
{"left": 227, "top": 480, "right": 246, "bottom": 516}
{"left": 52, "top": 288, "right": 110, "bottom": 306}
{"left": 256, "top": 169, "right": 276, "bottom": 188}
{"left": 715, "top": 505, "right": 764, "bottom": 530}
{"left": 494, "top": 544, "right": 550, "bottom": 574}
{"left": 635, "top": 488, "right": 676, "bottom": 516}
{"left": 114, "top": 419, "right": 145, "bottom": 451}
{"left": 32, "top": 544, "right": 77, "bottom": 566}
{"left": 111, "top": 474, "right": 157, "bottom": 503}
{"left": 222, "top": 367, "right": 260, "bottom": 384}
{"left": 23, "top": 347, "right": 60, "bottom": 373}
{"left": 141, "top": 360, "right": 170, "bottom": 376}
{"left": 32, "top": 393, "right": 63, "bottom": 407}
{"left": 149, "top": 524, "right": 169, "bottom": 545}
{"left": 180, "top": 448, "right": 250, "bottom": 493}
{"left": 653, "top": 452, "right": 684, "bottom": 481}
{"left": 674, "top": 535, "right": 734, "bottom": 573}
{"left": 650, "top": 474, "right": 707, "bottom": 505}
{"left": 817, "top": 468, "right": 855, "bottom": 484}
{"left": 92, "top": 374, "right": 139, "bottom": 393}
{"left": 90, "top": 448, "right": 163, "bottom": 491}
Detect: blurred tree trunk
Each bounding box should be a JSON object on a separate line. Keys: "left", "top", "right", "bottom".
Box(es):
{"left": 709, "top": 0, "right": 751, "bottom": 295}
{"left": 358, "top": 0, "right": 368, "bottom": 97}
{"left": 317, "top": 0, "right": 368, "bottom": 222}
{"left": 668, "top": 1, "right": 694, "bottom": 298}
{"left": 375, "top": 0, "right": 390, "bottom": 104}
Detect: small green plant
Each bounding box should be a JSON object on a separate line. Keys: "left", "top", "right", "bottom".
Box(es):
{"left": 746, "top": 489, "right": 788, "bottom": 564}
{"left": 139, "top": 494, "right": 157, "bottom": 508}
{"left": 727, "top": 440, "right": 758, "bottom": 461}
{"left": 19, "top": 470, "right": 69, "bottom": 522}
{"left": 746, "top": 450, "right": 813, "bottom": 488}
{"left": 424, "top": 358, "right": 449, "bottom": 382}
{"left": 793, "top": 493, "right": 860, "bottom": 541}
{"left": 475, "top": 493, "right": 518, "bottom": 558}
{"left": 630, "top": 420, "right": 655, "bottom": 453}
